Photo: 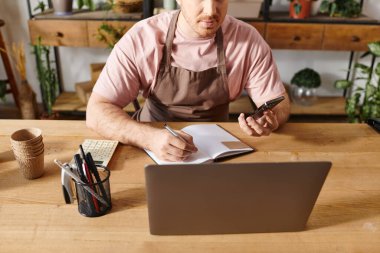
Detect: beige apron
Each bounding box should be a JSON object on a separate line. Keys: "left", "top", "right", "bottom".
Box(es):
{"left": 134, "top": 10, "right": 230, "bottom": 122}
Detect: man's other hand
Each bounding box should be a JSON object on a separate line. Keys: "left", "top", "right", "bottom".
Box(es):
{"left": 238, "top": 110, "right": 279, "bottom": 136}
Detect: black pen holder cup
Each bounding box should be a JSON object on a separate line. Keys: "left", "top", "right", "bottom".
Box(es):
{"left": 74, "top": 166, "right": 112, "bottom": 217}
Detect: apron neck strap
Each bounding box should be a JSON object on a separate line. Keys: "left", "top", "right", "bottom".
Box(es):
{"left": 162, "top": 10, "right": 180, "bottom": 69}
{"left": 216, "top": 28, "right": 226, "bottom": 75}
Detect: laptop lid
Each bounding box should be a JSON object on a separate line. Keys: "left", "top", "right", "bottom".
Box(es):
{"left": 144, "top": 162, "right": 331, "bottom": 235}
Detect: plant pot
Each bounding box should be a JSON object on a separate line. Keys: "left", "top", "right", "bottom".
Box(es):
{"left": 311, "top": 0, "right": 323, "bottom": 16}
{"left": 52, "top": 0, "right": 73, "bottom": 16}
{"left": 291, "top": 85, "right": 317, "bottom": 106}
{"left": 289, "top": 0, "right": 311, "bottom": 19}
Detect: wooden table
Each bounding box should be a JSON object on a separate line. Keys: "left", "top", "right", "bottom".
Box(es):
{"left": 0, "top": 120, "right": 379, "bottom": 252}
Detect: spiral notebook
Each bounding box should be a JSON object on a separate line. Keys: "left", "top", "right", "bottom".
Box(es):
{"left": 145, "top": 124, "right": 254, "bottom": 165}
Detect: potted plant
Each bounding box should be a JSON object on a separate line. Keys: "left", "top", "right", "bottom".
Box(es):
{"left": 291, "top": 68, "right": 321, "bottom": 106}
{"left": 288, "top": 0, "right": 312, "bottom": 19}
{"left": 319, "top": 0, "right": 361, "bottom": 18}
{"left": 335, "top": 41, "right": 380, "bottom": 123}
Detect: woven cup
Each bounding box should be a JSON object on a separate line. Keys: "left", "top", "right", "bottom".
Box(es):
{"left": 13, "top": 145, "right": 44, "bottom": 159}
{"left": 10, "top": 128, "right": 42, "bottom": 145}
{"left": 11, "top": 142, "right": 44, "bottom": 156}
{"left": 10, "top": 128, "right": 45, "bottom": 179}
{"left": 14, "top": 151, "right": 44, "bottom": 179}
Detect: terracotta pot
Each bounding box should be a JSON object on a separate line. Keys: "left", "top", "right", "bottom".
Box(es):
{"left": 289, "top": 0, "right": 312, "bottom": 19}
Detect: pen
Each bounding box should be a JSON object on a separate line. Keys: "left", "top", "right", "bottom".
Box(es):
{"left": 86, "top": 153, "right": 110, "bottom": 204}
{"left": 83, "top": 162, "right": 100, "bottom": 213}
{"left": 164, "top": 123, "right": 187, "bottom": 143}
{"left": 54, "top": 159, "right": 110, "bottom": 207}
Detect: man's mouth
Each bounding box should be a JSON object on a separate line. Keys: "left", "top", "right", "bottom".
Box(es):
{"left": 199, "top": 19, "right": 217, "bottom": 29}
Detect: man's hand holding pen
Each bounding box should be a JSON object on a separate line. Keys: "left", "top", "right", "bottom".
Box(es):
{"left": 147, "top": 124, "right": 198, "bottom": 162}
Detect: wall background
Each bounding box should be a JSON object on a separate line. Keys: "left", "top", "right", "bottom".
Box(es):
{"left": 0, "top": 0, "right": 379, "bottom": 104}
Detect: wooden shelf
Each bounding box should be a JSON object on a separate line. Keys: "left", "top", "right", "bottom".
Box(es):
{"left": 268, "top": 12, "right": 379, "bottom": 25}
{"left": 33, "top": 9, "right": 143, "bottom": 21}
{"left": 52, "top": 92, "right": 346, "bottom": 117}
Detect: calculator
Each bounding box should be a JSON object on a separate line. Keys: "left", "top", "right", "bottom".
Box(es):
{"left": 70, "top": 139, "right": 119, "bottom": 167}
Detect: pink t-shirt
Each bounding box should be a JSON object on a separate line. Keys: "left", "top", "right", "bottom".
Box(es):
{"left": 93, "top": 11, "right": 285, "bottom": 108}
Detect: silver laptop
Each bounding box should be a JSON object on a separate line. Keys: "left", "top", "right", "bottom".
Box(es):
{"left": 145, "top": 162, "right": 331, "bottom": 235}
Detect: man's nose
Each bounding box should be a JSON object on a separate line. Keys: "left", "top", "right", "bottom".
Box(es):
{"left": 203, "top": 0, "right": 217, "bottom": 16}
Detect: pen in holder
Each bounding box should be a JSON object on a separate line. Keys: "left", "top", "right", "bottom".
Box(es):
{"left": 74, "top": 165, "right": 112, "bottom": 217}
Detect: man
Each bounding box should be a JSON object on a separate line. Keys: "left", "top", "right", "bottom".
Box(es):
{"left": 86, "top": 0, "right": 290, "bottom": 162}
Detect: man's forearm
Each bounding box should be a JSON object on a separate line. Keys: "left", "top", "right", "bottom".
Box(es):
{"left": 274, "top": 93, "right": 291, "bottom": 127}
{"left": 86, "top": 99, "right": 157, "bottom": 150}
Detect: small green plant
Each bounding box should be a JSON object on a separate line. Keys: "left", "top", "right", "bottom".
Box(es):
{"left": 77, "top": 0, "right": 95, "bottom": 10}
{"left": 32, "top": 37, "right": 59, "bottom": 116}
{"left": 96, "top": 23, "right": 127, "bottom": 49}
{"left": 335, "top": 42, "right": 380, "bottom": 123}
{"left": 320, "top": 0, "right": 361, "bottom": 18}
{"left": 33, "top": 1, "right": 46, "bottom": 12}
{"left": 291, "top": 68, "right": 321, "bottom": 88}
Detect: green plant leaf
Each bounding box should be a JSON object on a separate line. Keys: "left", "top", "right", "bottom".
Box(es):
{"left": 84, "top": 0, "right": 95, "bottom": 10}
{"left": 346, "top": 95, "right": 359, "bottom": 119}
{"left": 368, "top": 41, "right": 380, "bottom": 57}
{"left": 355, "top": 63, "right": 371, "bottom": 74}
{"left": 33, "top": 1, "right": 46, "bottom": 12}
{"left": 319, "top": 0, "right": 330, "bottom": 14}
{"left": 361, "top": 104, "right": 371, "bottom": 121}
{"left": 370, "top": 104, "right": 380, "bottom": 118}
{"left": 375, "top": 62, "right": 380, "bottom": 76}
{"left": 330, "top": 2, "right": 337, "bottom": 17}
{"left": 334, "top": 80, "right": 352, "bottom": 89}
{"left": 366, "top": 84, "right": 377, "bottom": 98}
{"left": 77, "top": 0, "right": 84, "bottom": 9}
